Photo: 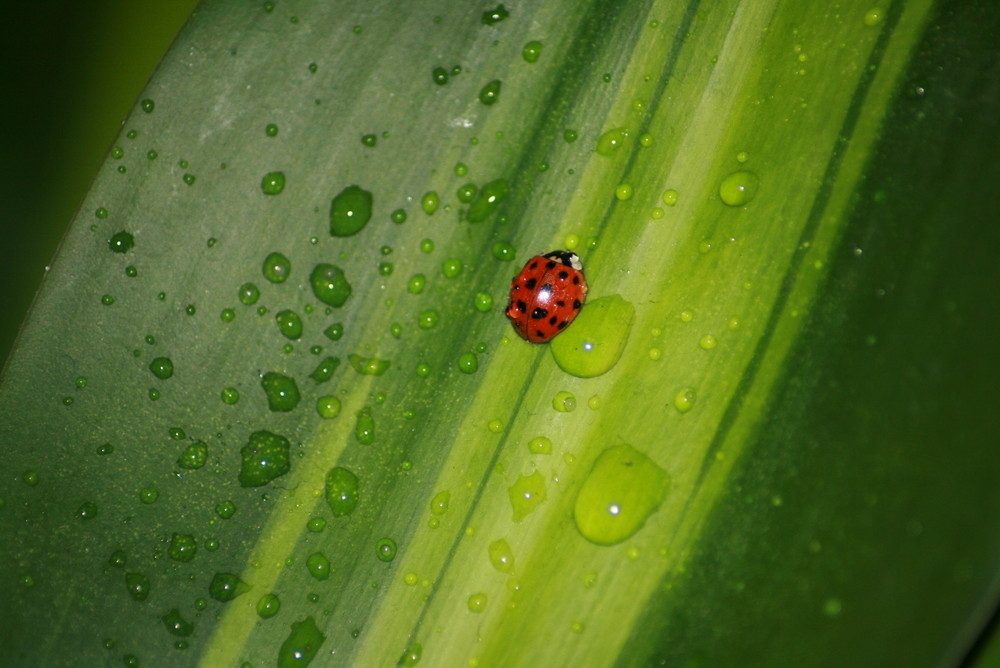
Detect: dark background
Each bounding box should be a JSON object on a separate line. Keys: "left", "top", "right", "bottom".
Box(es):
{"left": 0, "top": 1, "right": 198, "bottom": 368}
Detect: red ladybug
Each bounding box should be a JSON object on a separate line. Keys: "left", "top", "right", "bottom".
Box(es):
{"left": 506, "top": 250, "right": 588, "bottom": 342}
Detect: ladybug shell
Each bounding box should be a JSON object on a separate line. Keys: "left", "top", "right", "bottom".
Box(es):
{"left": 505, "top": 250, "right": 588, "bottom": 343}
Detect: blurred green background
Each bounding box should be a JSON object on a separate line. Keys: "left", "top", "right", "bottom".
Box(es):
{"left": 0, "top": 1, "right": 199, "bottom": 368}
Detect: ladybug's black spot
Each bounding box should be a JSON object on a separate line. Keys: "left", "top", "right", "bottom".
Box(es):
{"left": 572, "top": 275, "right": 580, "bottom": 285}
{"left": 531, "top": 307, "right": 548, "bottom": 320}
{"left": 557, "top": 320, "right": 569, "bottom": 330}
{"left": 516, "top": 299, "right": 528, "bottom": 313}
{"left": 573, "top": 299, "right": 582, "bottom": 310}
{"left": 524, "top": 277, "right": 537, "bottom": 290}
{"left": 545, "top": 260, "right": 557, "bottom": 270}
{"left": 558, "top": 270, "right": 569, "bottom": 280}
{"left": 534, "top": 330, "right": 547, "bottom": 339}
{"left": 556, "top": 300, "right": 565, "bottom": 307}
{"left": 548, "top": 316, "right": 558, "bottom": 326}
{"left": 528, "top": 261, "right": 539, "bottom": 270}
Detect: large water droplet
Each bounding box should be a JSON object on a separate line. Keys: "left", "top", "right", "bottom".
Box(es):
{"left": 310, "top": 264, "right": 352, "bottom": 307}
{"left": 574, "top": 445, "right": 670, "bottom": 545}
{"left": 325, "top": 466, "right": 360, "bottom": 516}
{"left": 508, "top": 471, "right": 547, "bottom": 522}
{"left": 329, "top": 185, "right": 373, "bottom": 237}
{"left": 238, "top": 430, "right": 291, "bottom": 487}
{"left": 550, "top": 295, "right": 635, "bottom": 378}
{"left": 261, "top": 372, "right": 300, "bottom": 412}
{"left": 278, "top": 617, "right": 325, "bottom": 668}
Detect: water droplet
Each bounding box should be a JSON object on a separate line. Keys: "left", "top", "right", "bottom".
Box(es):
{"left": 458, "top": 352, "right": 478, "bottom": 374}
{"left": 272, "top": 310, "right": 303, "bottom": 340}
{"left": 216, "top": 501, "right": 236, "bottom": 519}
{"left": 140, "top": 99, "right": 155, "bottom": 113}
{"left": 361, "top": 133, "right": 377, "bottom": 147}
{"left": 456, "top": 183, "right": 478, "bottom": 203}
{"left": 209, "top": 572, "right": 249, "bottom": 602}
{"left": 238, "top": 282, "right": 260, "bottom": 305}
{"left": 574, "top": 444, "right": 670, "bottom": 545}
{"left": 306, "top": 552, "right": 332, "bottom": 581}
{"left": 615, "top": 184, "right": 633, "bottom": 200}
{"left": 421, "top": 191, "right": 439, "bottom": 215}
{"left": 863, "top": 7, "right": 884, "bottom": 26}
{"left": 552, "top": 391, "right": 576, "bottom": 412}
{"left": 391, "top": 208, "right": 407, "bottom": 224}
{"left": 108, "top": 231, "right": 135, "bottom": 253}
{"left": 508, "top": 471, "right": 547, "bottom": 522}
{"left": 323, "top": 323, "right": 344, "bottom": 340}
{"left": 221, "top": 387, "right": 240, "bottom": 404}
{"left": 329, "top": 185, "right": 373, "bottom": 237}
{"left": 596, "top": 127, "right": 631, "bottom": 156}
{"left": 278, "top": 617, "right": 325, "bottom": 668}
{"left": 162, "top": 609, "right": 194, "bottom": 637}
{"left": 467, "top": 592, "right": 488, "bottom": 612}
{"left": 528, "top": 436, "right": 552, "bottom": 454}
{"left": 125, "top": 572, "right": 150, "bottom": 601}
{"left": 325, "top": 466, "right": 360, "bottom": 516}
{"left": 262, "top": 252, "right": 292, "bottom": 283}
{"left": 147, "top": 356, "right": 174, "bottom": 379}
{"left": 482, "top": 4, "right": 509, "bottom": 25}
{"left": 310, "top": 263, "right": 352, "bottom": 307}
{"left": 310, "top": 356, "right": 341, "bottom": 383}
{"left": 348, "top": 354, "right": 390, "bottom": 375}
{"left": 488, "top": 538, "right": 515, "bottom": 573}
{"left": 239, "top": 430, "right": 291, "bottom": 487}
{"left": 314, "top": 395, "right": 341, "bottom": 420}
{"left": 674, "top": 387, "right": 695, "bottom": 413}
{"left": 261, "top": 372, "right": 300, "bottom": 412}
{"left": 257, "top": 593, "right": 281, "bottom": 619}
{"left": 169, "top": 533, "right": 197, "bottom": 562}
{"left": 478, "top": 80, "right": 502, "bottom": 106}
{"left": 492, "top": 241, "right": 516, "bottom": 261}
{"left": 261, "top": 171, "right": 286, "bottom": 195}
{"left": 177, "top": 441, "right": 208, "bottom": 470}
{"left": 466, "top": 178, "right": 508, "bottom": 223}
{"left": 430, "top": 490, "right": 450, "bottom": 515}
{"left": 550, "top": 295, "right": 635, "bottom": 378}
{"left": 375, "top": 538, "right": 397, "bottom": 562}
{"left": 522, "top": 40, "right": 542, "bottom": 63}
{"left": 474, "top": 292, "right": 493, "bottom": 312}
{"left": 432, "top": 66, "right": 449, "bottom": 85}
{"left": 398, "top": 642, "right": 422, "bottom": 666}
{"left": 355, "top": 408, "right": 375, "bottom": 444}
{"left": 408, "top": 274, "right": 426, "bottom": 294}
{"left": 441, "top": 259, "right": 463, "bottom": 278}
{"left": 719, "top": 171, "right": 759, "bottom": 206}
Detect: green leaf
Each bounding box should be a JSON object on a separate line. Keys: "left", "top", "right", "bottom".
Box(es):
{"left": 3, "top": 0, "right": 999, "bottom": 666}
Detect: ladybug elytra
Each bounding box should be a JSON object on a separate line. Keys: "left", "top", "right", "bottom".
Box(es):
{"left": 505, "top": 250, "right": 588, "bottom": 343}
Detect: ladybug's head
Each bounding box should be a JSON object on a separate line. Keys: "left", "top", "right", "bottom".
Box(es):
{"left": 541, "top": 250, "right": 582, "bottom": 272}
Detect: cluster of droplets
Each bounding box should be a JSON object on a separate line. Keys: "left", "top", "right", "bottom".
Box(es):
{"left": 37, "top": 2, "right": 754, "bottom": 665}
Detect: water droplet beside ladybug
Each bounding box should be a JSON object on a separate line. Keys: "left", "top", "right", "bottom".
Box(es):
{"left": 505, "top": 250, "right": 588, "bottom": 343}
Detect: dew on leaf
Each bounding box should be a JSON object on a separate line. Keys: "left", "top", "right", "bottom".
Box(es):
{"left": 238, "top": 430, "right": 291, "bottom": 487}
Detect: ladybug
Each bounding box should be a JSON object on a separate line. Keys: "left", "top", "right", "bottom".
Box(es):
{"left": 505, "top": 250, "right": 588, "bottom": 342}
